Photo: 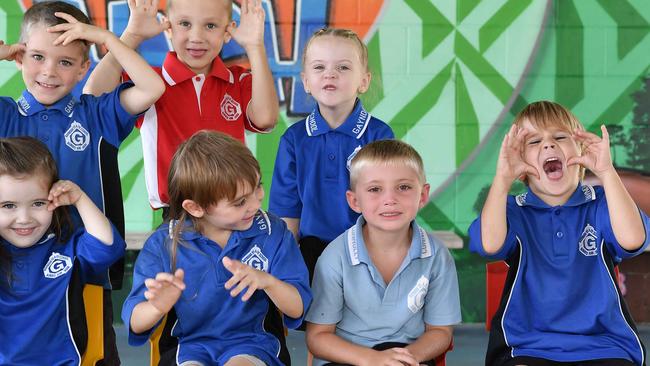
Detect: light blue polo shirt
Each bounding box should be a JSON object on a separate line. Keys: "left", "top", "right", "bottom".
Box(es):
{"left": 269, "top": 99, "right": 394, "bottom": 243}
{"left": 306, "top": 216, "right": 461, "bottom": 366}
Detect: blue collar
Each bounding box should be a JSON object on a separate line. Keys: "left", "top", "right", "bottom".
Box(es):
{"left": 346, "top": 216, "right": 433, "bottom": 266}
{"left": 16, "top": 90, "right": 76, "bottom": 117}
{"left": 515, "top": 183, "right": 597, "bottom": 208}
{"left": 305, "top": 99, "right": 372, "bottom": 139}
{"left": 170, "top": 210, "right": 272, "bottom": 242}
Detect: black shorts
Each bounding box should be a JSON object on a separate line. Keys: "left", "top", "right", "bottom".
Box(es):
{"left": 323, "top": 342, "right": 438, "bottom": 366}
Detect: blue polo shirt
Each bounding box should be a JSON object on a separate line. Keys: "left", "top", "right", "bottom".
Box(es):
{"left": 469, "top": 184, "right": 650, "bottom": 365}
{"left": 0, "top": 85, "right": 136, "bottom": 216}
{"left": 269, "top": 99, "right": 394, "bottom": 243}
{"left": 306, "top": 216, "right": 462, "bottom": 366}
{"left": 122, "top": 210, "right": 312, "bottom": 366}
{"left": 0, "top": 226, "right": 125, "bottom": 365}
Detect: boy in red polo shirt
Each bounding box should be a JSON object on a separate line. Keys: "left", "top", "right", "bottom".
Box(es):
{"left": 85, "top": 0, "right": 278, "bottom": 210}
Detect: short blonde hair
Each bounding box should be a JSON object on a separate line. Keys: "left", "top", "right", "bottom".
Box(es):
{"left": 302, "top": 28, "right": 369, "bottom": 72}
{"left": 349, "top": 139, "right": 425, "bottom": 190}
{"left": 167, "top": 0, "right": 233, "bottom": 20}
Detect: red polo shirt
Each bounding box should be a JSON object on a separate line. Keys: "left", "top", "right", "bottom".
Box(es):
{"left": 137, "top": 52, "right": 267, "bottom": 208}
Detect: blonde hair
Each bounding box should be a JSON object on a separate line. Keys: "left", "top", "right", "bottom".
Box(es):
{"left": 513, "top": 100, "right": 585, "bottom": 182}
{"left": 167, "top": 130, "right": 260, "bottom": 268}
{"left": 302, "top": 28, "right": 369, "bottom": 72}
{"left": 349, "top": 139, "right": 425, "bottom": 190}
{"left": 167, "top": 0, "right": 233, "bottom": 20}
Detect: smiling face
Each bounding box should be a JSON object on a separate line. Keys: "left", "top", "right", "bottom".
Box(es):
{"left": 347, "top": 164, "right": 429, "bottom": 235}
{"left": 165, "top": 0, "right": 232, "bottom": 75}
{"left": 301, "top": 35, "right": 370, "bottom": 117}
{"left": 0, "top": 173, "right": 53, "bottom": 248}
{"left": 521, "top": 118, "right": 582, "bottom": 206}
{"left": 16, "top": 24, "right": 89, "bottom": 107}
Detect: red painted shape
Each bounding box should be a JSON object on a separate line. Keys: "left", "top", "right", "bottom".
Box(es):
{"left": 329, "top": 0, "right": 384, "bottom": 40}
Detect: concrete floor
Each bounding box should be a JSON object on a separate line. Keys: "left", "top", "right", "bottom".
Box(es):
{"left": 116, "top": 323, "right": 650, "bottom": 365}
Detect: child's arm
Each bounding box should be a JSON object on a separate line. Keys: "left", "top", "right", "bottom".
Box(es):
{"left": 47, "top": 180, "right": 113, "bottom": 244}
{"left": 0, "top": 40, "right": 25, "bottom": 61}
{"left": 306, "top": 323, "right": 418, "bottom": 366}
{"left": 481, "top": 125, "right": 538, "bottom": 254}
{"left": 569, "top": 125, "right": 646, "bottom": 250}
{"left": 130, "top": 269, "right": 186, "bottom": 334}
{"left": 48, "top": 12, "right": 164, "bottom": 115}
{"left": 222, "top": 256, "right": 303, "bottom": 318}
{"left": 83, "top": 0, "right": 167, "bottom": 96}
{"left": 405, "top": 324, "right": 453, "bottom": 362}
{"left": 228, "top": 0, "right": 279, "bottom": 129}
{"left": 282, "top": 218, "right": 300, "bottom": 241}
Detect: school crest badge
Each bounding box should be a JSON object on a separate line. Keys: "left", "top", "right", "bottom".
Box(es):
{"left": 579, "top": 223, "right": 598, "bottom": 257}
{"left": 43, "top": 252, "right": 72, "bottom": 279}
{"left": 407, "top": 276, "right": 429, "bottom": 313}
{"left": 242, "top": 245, "right": 269, "bottom": 272}
{"left": 220, "top": 94, "right": 242, "bottom": 121}
{"left": 64, "top": 121, "right": 90, "bottom": 151}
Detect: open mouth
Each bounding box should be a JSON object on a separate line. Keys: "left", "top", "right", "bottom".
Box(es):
{"left": 36, "top": 81, "right": 58, "bottom": 89}
{"left": 13, "top": 228, "right": 35, "bottom": 236}
{"left": 323, "top": 84, "right": 336, "bottom": 91}
{"left": 380, "top": 212, "right": 401, "bottom": 218}
{"left": 543, "top": 157, "right": 563, "bottom": 180}
{"left": 187, "top": 48, "right": 207, "bottom": 57}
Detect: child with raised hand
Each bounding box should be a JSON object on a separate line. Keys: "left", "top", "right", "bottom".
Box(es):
{"left": 122, "top": 131, "right": 311, "bottom": 366}
{"left": 85, "top": 0, "right": 279, "bottom": 211}
{"left": 270, "top": 28, "right": 394, "bottom": 285}
{"left": 0, "top": 137, "right": 125, "bottom": 365}
{"left": 305, "top": 140, "right": 461, "bottom": 366}
{"left": 469, "top": 101, "right": 649, "bottom": 366}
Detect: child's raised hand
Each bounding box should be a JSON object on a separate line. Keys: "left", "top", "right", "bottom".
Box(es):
{"left": 48, "top": 180, "right": 83, "bottom": 210}
{"left": 567, "top": 125, "right": 615, "bottom": 178}
{"left": 48, "top": 12, "right": 115, "bottom": 47}
{"left": 0, "top": 40, "right": 25, "bottom": 61}
{"left": 223, "top": 256, "right": 272, "bottom": 301}
{"left": 124, "top": 0, "right": 169, "bottom": 42}
{"left": 497, "top": 124, "right": 539, "bottom": 183}
{"left": 362, "top": 348, "right": 418, "bottom": 366}
{"left": 144, "top": 269, "right": 185, "bottom": 314}
{"left": 228, "top": 0, "right": 265, "bottom": 50}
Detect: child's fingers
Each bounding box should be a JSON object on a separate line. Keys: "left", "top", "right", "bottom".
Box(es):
{"left": 524, "top": 164, "right": 540, "bottom": 180}
{"left": 144, "top": 278, "right": 162, "bottom": 290}
{"left": 567, "top": 155, "right": 587, "bottom": 167}
{"left": 600, "top": 124, "right": 609, "bottom": 144}
{"left": 173, "top": 268, "right": 186, "bottom": 290}
{"left": 53, "top": 12, "right": 78, "bottom": 23}
{"left": 240, "top": 285, "right": 256, "bottom": 301}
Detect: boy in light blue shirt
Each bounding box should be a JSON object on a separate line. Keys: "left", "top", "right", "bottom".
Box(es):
{"left": 306, "top": 140, "right": 461, "bottom": 366}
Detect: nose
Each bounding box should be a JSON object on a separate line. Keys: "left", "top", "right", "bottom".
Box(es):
{"left": 382, "top": 191, "right": 397, "bottom": 206}
{"left": 15, "top": 208, "right": 32, "bottom": 224}
{"left": 324, "top": 67, "right": 337, "bottom": 79}
{"left": 41, "top": 60, "right": 56, "bottom": 77}
{"left": 188, "top": 27, "right": 203, "bottom": 42}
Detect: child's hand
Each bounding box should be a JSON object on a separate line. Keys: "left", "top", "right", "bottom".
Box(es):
{"left": 48, "top": 12, "right": 116, "bottom": 47}
{"left": 0, "top": 40, "right": 25, "bottom": 61}
{"left": 568, "top": 125, "right": 615, "bottom": 178}
{"left": 144, "top": 269, "right": 185, "bottom": 314}
{"left": 48, "top": 180, "right": 83, "bottom": 210}
{"left": 496, "top": 124, "right": 539, "bottom": 183}
{"left": 362, "top": 348, "right": 418, "bottom": 366}
{"left": 123, "top": 0, "right": 169, "bottom": 42}
{"left": 227, "top": 0, "right": 265, "bottom": 50}
{"left": 223, "top": 256, "right": 272, "bottom": 301}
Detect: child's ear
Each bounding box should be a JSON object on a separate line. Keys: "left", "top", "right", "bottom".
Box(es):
{"left": 358, "top": 71, "right": 371, "bottom": 94}
{"left": 346, "top": 190, "right": 362, "bottom": 214}
{"left": 419, "top": 183, "right": 431, "bottom": 209}
{"left": 300, "top": 72, "right": 309, "bottom": 94}
{"left": 224, "top": 21, "right": 236, "bottom": 44}
{"left": 162, "top": 15, "right": 173, "bottom": 39}
{"left": 77, "top": 59, "right": 91, "bottom": 82}
{"left": 181, "top": 199, "right": 205, "bottom": 218}
{"left": 14, "top": 50, "right": 24, "bottom": 70}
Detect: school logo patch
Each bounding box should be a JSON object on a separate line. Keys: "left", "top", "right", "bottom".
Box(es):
{"left": 220, "top": 94, "right": 242, "bottom": 121}
{"left": 579, "top": 223, "right": 598, "bottom": 257}
{"left": 346, "top": 145, "right": 362, "bottom": 171}
{"left": 242, "top": 245, "right": 269, "bottom": 272}
{"left": 64, "top": 121, "right": 90, "bottom": 151}
{"left": 407, "top": 276, "right": 429, "bottom": 313}
{"left": 43, "top": 252, "right": 72, "bottom": 279}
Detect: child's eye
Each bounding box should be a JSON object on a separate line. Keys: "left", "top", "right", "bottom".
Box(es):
{"left": 33, "top": 201, "right": 48, "bottom": 208}
{"left": 336, "top": 65, "right": 350, "bottom": 71}
{"left": 368, "top": 187, "right": 380, "bottom": 193}
{"left": 179, "top": 21, "right": 190, "bottom": 27}
{"left": 234, "top": 199, "right": 246, "bottom": 207}
{"left": 1, "top": 203, "right": 16, "bottom": 209}
{"left": 528, "top": 139, "right": 540, "bottom": 145}
{"left": 313, "top": 65, "right": 324, "bottom": 71}
{"left": 206, "top": 23, "right": 217, "bottom": 30}
{"left": 31, "top": 54, "right": 43, "bottom": 61}
{"left": 398, "top": 184, "right": 412, "bottom": 191}
{"left": 60, "top": 60, "right": 72, "bottom": 67}
{"left": 555, "top": 136, "right": 566, "bottom": 141}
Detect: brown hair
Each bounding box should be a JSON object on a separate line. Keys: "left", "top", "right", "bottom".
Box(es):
{"left": 167, "top": 0, "right": 233, "bottom": 20}
{"left": 167, "top": 130, "right": 260, "bottom": 269}
{"left": 513, "top": 100, "right": 585, "bottom": 182}
{"left": 20, "top": 1, "right": 92, "bottom": 61}
{"left": 0, "top": 137, "right": 72, "bottom": 285}
{"left": 349, "top": 139, "right": 426, "bottom": 190}
{"left": 302, "top": 28, "right": 370, "bottom": 72}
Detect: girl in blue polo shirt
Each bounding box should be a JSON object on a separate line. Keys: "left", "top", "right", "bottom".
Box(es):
{"left": 0, "top": 136, "right": 125, "bottom": 365}
{"left": 122, "top": 131, "right": 311, "bottom": 366}
{"left": 270, "top": 28, "right": 394, "bottom": 287}
{"left": 469, "top": 101, "right": 649, "bottom": 366}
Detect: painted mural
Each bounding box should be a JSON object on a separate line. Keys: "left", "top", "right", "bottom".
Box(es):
{"left": 1, "top": 0, "right": 648, "bottom": 322}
